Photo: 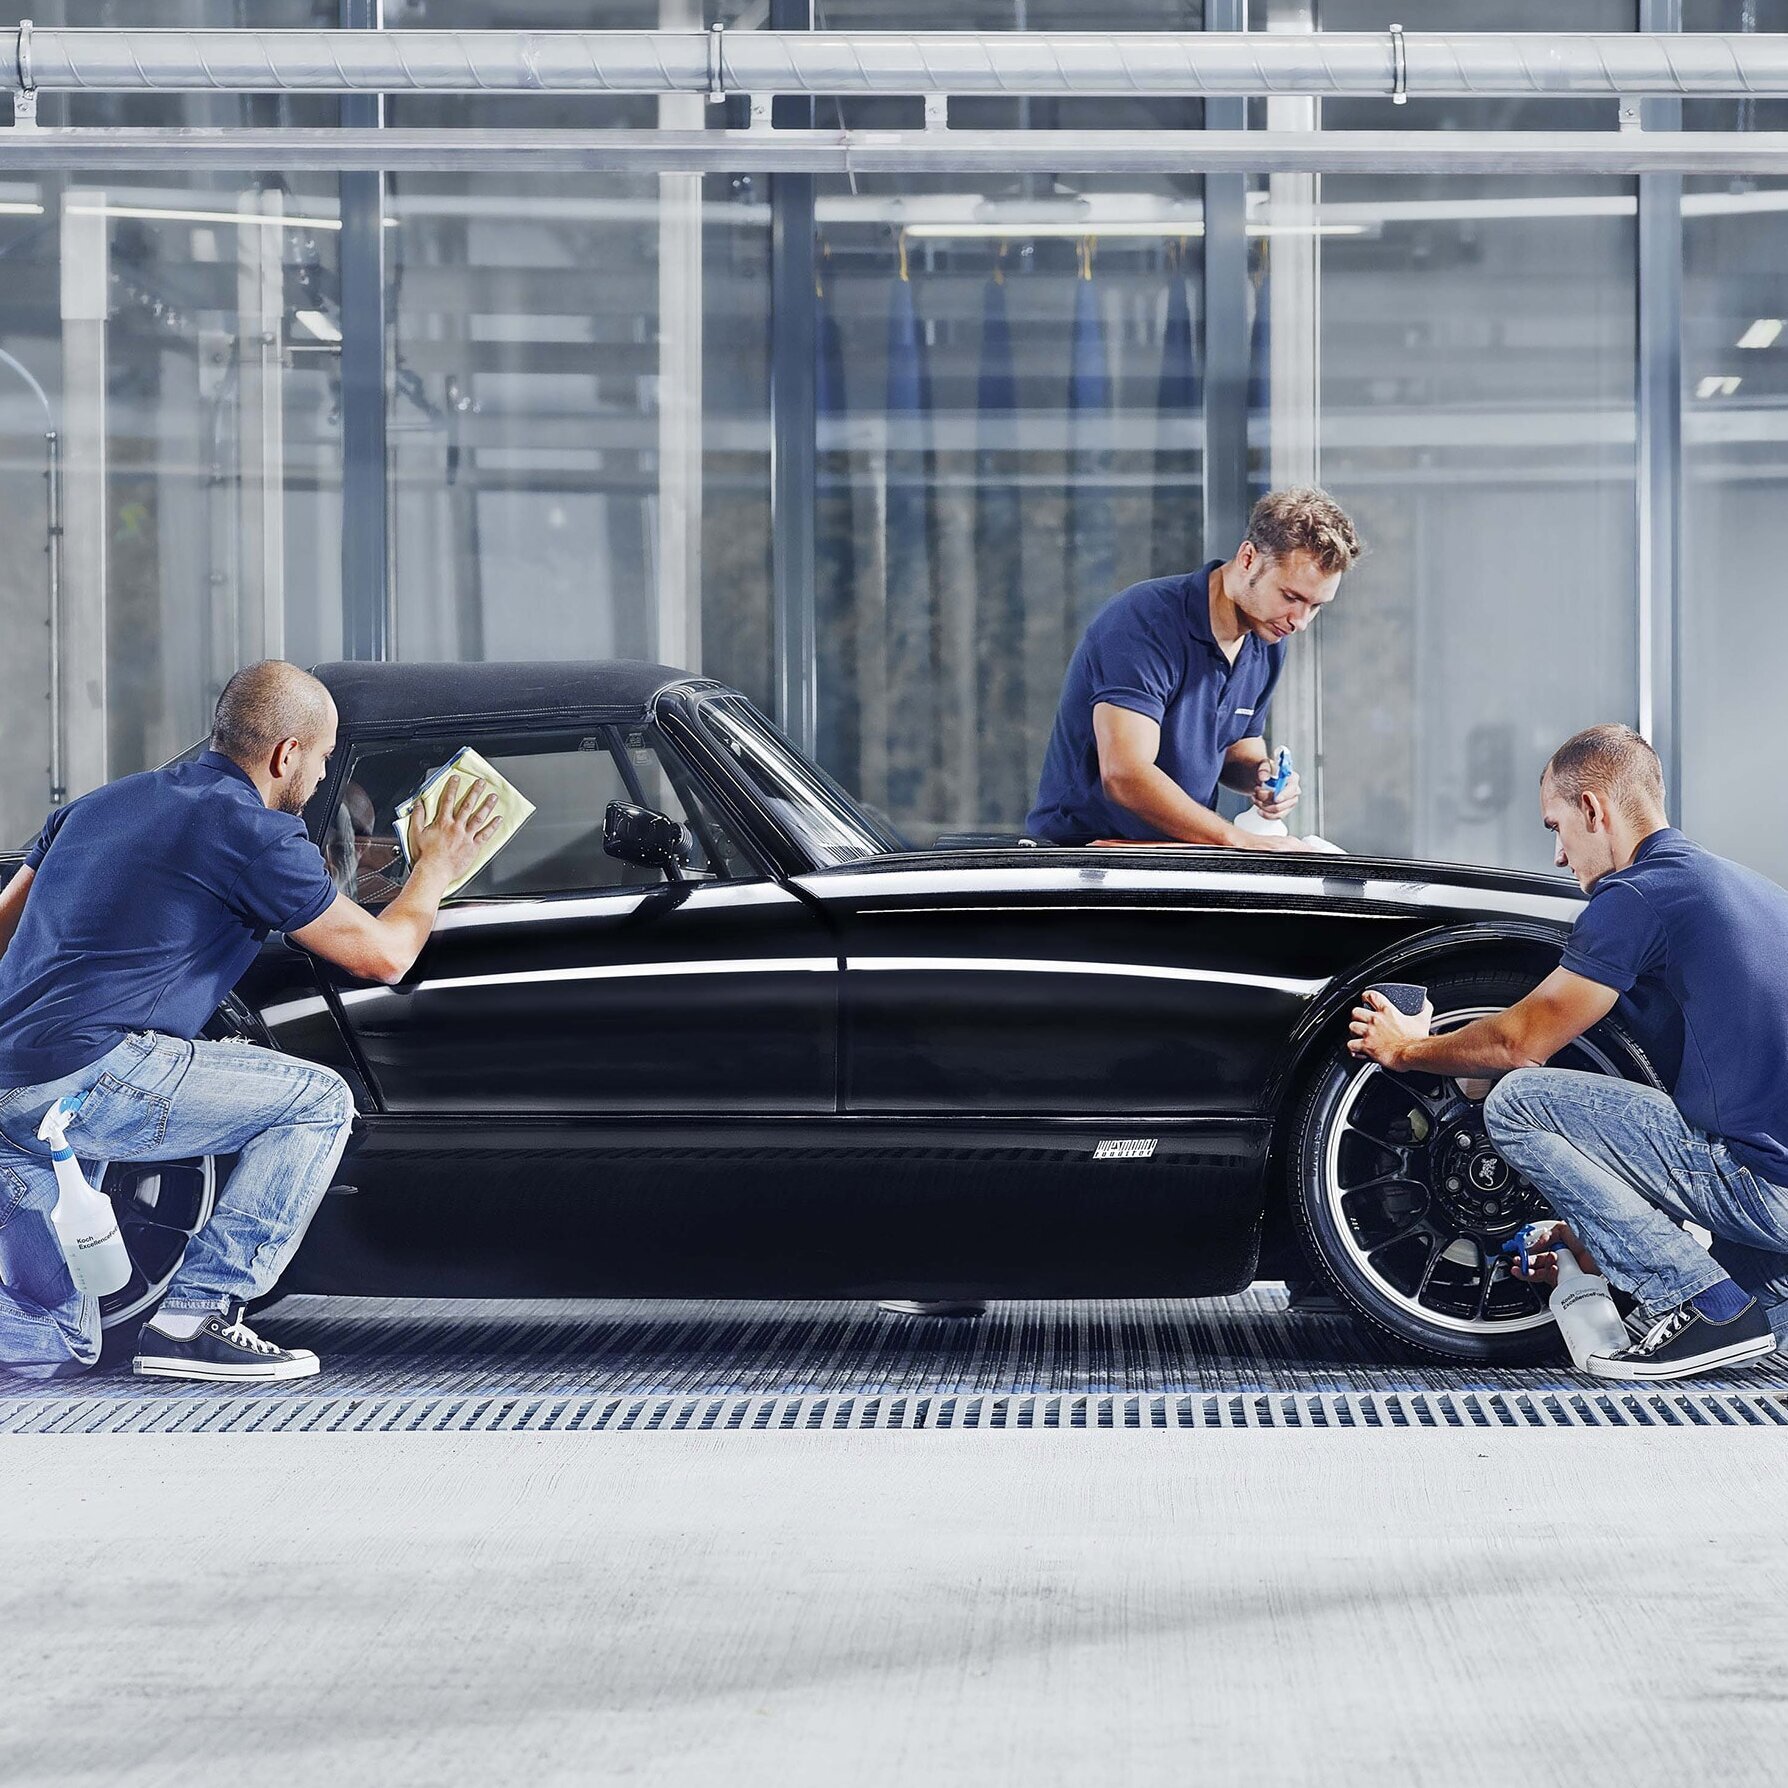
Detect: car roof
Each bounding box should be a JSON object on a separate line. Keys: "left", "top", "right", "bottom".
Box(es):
{"left": 310, "top": 659, "right": 698, "bottom": 729}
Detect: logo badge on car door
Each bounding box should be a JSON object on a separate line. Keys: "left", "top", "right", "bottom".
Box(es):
{"left": 1094, "top": 1138, "right": 1159, "bottom": 1160}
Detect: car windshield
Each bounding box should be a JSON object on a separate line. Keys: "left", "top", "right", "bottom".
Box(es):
{"left": 692, "top": 694, "right": 903, "bottom": 867}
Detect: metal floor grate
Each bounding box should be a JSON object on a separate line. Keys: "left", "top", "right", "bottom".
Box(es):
{"left": 5, "top": 1289, "right": 1787, "bottom": 1435}
{"left": 6, "top": 1387, "right": 1787, "bottom": 1435}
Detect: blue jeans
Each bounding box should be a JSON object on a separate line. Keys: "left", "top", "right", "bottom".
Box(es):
{"left": 1485, "top": 1067, "right": 1788, "bottom": 1343}
{"left": 0, "top": 1032, "right": 354, "bottom": 1381}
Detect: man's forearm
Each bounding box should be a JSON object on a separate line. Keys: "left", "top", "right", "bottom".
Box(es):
{"left": 0, "top": 867, "right": 33, "bottom": 958}
{"left": 1103, "top": 763, "right": 1241, "bottom": 846}
{"left": 371, "top": 862, "right": 455, "bottom": 979}
{"left": 1219, "top": 740, "right": 1268, "bottom": 795}
{"left": 1385, "top": 1012, "right": 1538, "bottom": 1079}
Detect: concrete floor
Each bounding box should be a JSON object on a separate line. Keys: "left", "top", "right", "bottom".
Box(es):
{"left": 7, "top": 1427, "right": 1788, "bottom": 1787}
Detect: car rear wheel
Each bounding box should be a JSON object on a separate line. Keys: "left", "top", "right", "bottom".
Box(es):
{"left": 1289, "top": 967, "right": 1659, "bottom": 1366}
{"left": 97, "top": 1156, "right": 218, "bottom": 1335}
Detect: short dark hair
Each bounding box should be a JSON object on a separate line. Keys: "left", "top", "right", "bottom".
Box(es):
{"left": 1246, "top": 486, "right": 1363, "bottom": 577}
{"left": 210, "top": 661, "right": 332, "bottom": 768}
{"left": 1543, "top": 724, "right": 1666, "bottom": 823}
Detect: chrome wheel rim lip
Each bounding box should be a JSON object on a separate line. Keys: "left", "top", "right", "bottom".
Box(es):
{"left": 1321, "top": 1008, "right": 1622, "bottom": 1339}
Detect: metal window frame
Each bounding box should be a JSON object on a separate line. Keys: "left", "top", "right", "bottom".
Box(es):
{"left": 770, "top": 0, "right": 817, "bottom": 755}
{"left": 1203, "top": 0, "right": 1250, "bottom": 574}
{"left": 1638, "top": 0, "right": 1683, "bottom": 813}
{"left": 339, "top": 0, "right": 388, "bottom": 663}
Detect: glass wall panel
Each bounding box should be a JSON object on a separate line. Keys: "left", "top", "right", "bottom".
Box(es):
{"left": 811, "top": 1, "right": 1207, "bottom": 839}
{"left": 1308, "top": 0, "right": 1638, "bottom": 874}
{"left": 0, "top": 3, "right": 345, "bottom": 848}
{"left": 812, "top": 217, "right": 1205, "bottom": 839}
{"left": 1681, "top": 3, "right": 1788, "bottom": 884}
{"left": 385, "top": 4, "right": 775, "bottom": 710}
{"left": 380, "top": 173, "right": 773, "bottom": 706}
{"left": 1682, "top": 185, "right": 1788, "bottom": 882}
{"left": 1314, "top": 182, "right": 1638, "bottom": 872}
{"left": 0, "top": 174, "right": 344, "bottom": 845}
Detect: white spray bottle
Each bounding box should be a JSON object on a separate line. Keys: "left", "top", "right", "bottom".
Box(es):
{"left": 36, "top": 1094, "right": 131, "bottom": 1298}
{"left": 1504, "top": 1221, "right": 1628, "bottom": 1371}
{"left": 1235, "top": 747, "right": 1293, "bottom": 837}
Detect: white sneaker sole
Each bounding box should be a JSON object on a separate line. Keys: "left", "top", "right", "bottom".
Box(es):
{"left": 132, "top": 1353, "right": 320, "bottom": 1383}
{"left": 1585, "top": 1333, "right": 1777, "bottom": 1382}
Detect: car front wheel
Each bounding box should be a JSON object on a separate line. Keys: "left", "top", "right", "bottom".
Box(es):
{"left": 1288, "top": 967, "right": 1659, "bottom": 1366}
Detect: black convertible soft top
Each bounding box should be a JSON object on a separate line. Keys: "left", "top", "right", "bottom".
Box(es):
{"left": 311, "top": 659, "right": 697, "bottom": 729}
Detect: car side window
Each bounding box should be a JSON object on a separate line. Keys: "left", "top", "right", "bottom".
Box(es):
{"left": 334, "top": 727, "right": 758, "bottom": 905}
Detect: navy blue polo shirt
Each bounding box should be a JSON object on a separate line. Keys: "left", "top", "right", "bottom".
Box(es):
{"left": 0, "top": 751, "right": 337, "bottom": 1087}
{"left": 1562, "top": 827, "right": 1788, "bottom": 1185}
{"left": 1026, "top": 563, "right": 1286, "bottom": 844}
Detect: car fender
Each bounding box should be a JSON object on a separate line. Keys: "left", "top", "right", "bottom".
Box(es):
{"left": 1262, "top": 917, "right": 1572, "bottom": 1118}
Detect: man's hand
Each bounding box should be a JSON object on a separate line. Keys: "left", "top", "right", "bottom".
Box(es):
{"left": 1346, "top": 968, "right": 1619, "bottom": 1081}
{"left": 293, "top": 776, "right": 505, "bottom": 987}
{"left": 1506, "top": 1220, "right": 1602, "bottom": 1285}
{"left": 1235, "top": 831, "right": 1321, "bottom": 853}
{"left": 407, "top": 774, "right": 504, "bottom": 888}
{"left": 1348, "top": 988, "right": 1435, "bottom": 1068}
{"left": 1252, "top": 759, "right": 1301, "bottom": 822}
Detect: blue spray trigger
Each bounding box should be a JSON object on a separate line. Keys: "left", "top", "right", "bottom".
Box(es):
{"left": 1267, "top": 748, "right": 1294, "bottom": 799}
{"left": 39, "top": 1093, "right": 88, "bottom": 1162}
{"left": 1498, "top": 1221, "right": 1558, "bottom": 1280}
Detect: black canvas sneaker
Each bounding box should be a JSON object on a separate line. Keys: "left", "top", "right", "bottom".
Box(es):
{"left": 133, "top": 1304, "right": 320, "bottom": 1382}
{"left": 1586, "top": 1296, "right": 1776, "bottom": 1382}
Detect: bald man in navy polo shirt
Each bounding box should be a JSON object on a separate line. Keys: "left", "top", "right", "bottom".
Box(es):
{"left": 0, "top": 661, "right": 501, "bottom": 1384}
{"left": 1352, "top": 724, "right": 1788, "bottom": 1383}
{"left": 1027, "top": 486, "right": 1362, "bottom": 850}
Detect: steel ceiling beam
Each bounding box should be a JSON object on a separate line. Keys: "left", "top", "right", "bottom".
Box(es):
{"left": 5, "top": 127, "right": 1788, "bottom": 174}
{"left": 8, "top": 27, "right": 1788, "bottom": 101}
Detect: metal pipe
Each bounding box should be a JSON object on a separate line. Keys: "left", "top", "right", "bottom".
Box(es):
{"left": 6, "top": 126, "right": 1788, "bottom": 174}
{"left": 7, "top": 28, "right": 1788, "bottom": 100}
{"left": 0, "top": 344, "right": 63, "bottom": 804}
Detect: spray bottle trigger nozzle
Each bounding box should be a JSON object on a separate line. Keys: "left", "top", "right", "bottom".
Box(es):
{"left": 37, "top": 1091, "right": 89, "bottom": 1148}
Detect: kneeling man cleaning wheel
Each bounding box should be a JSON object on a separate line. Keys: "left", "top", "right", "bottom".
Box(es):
{"left": 1351, "top": 724, "right": 1787, "bottom": 1383}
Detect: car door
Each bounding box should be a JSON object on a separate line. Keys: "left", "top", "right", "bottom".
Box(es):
{"left": 315, "top": 719, "right": 837, "bottom": 1116}
{"left": 802, "top": 853, "right": 1392, "bottom": 1118}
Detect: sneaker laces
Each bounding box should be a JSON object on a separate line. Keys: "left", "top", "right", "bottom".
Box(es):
{"left": 1629, "top": 1304, "right": 1698, "bottom": 1357}
{"left": 215, "top": 1311, "right": 282, "bottom": 1356}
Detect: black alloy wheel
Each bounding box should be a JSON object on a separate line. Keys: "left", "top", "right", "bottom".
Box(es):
{"left": 97, "top": 1156, "right": 218, "bottom": 1336}
{"left": 1289, "top": 967, "right": 1659, "bottom": 1365}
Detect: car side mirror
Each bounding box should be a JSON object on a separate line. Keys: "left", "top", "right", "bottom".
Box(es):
{"left": 604, "top": 801, "right": 689, "bottom": 879}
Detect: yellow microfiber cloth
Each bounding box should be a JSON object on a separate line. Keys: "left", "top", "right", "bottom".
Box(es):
{"left": 394, "top": 745, "right": 536, "bottom": 897}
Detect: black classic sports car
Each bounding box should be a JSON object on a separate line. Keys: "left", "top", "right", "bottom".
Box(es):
{"left": 2, "top": 661, "right": 1661, "bottom": 1365}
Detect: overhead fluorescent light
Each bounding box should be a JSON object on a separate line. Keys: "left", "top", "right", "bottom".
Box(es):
{"left": 63, "top": 202, "right": 400, "bottom": 232}
{"left": 68, "top": 202, "right": 343, "bottom": 231}
{"left": 293, "top": 308, "right": 342, "bottom": 343}
{"left": 0, "top": 200, "right": 45, "bottom": 217}
{"left": 1738, "top": 318, "right": 1783, "bottom": 350}
{"left": 901, "top": 220, "right": 1363, "bottom": 241}
{"left": 1696, "top": 374, "right": 1743, "bottom": 398}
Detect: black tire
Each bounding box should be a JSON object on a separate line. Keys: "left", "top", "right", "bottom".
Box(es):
{"left": 1288, "top": 966, "right": 1659, "bottom": 1366}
